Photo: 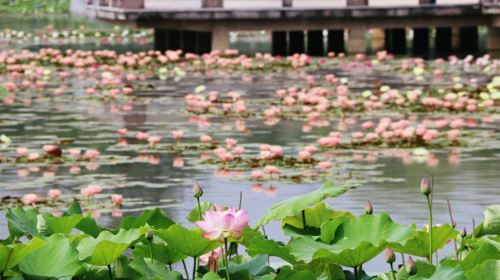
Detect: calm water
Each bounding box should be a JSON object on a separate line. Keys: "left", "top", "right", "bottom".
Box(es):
{"left": 0, "top": 16, "right": 499, "bottom": 272}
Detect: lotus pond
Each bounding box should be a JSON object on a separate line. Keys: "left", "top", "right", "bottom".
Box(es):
{"left": 0, "top": 19, "right": 499, "bottom": 279}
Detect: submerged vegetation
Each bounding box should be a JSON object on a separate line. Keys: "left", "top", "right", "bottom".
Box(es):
{"left": 0, "top": 181, "right": 498, "bottom": 279}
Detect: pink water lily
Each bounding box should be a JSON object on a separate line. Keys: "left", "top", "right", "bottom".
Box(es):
{"left": 195, "top": 207, "right": 249, "bottom": 241}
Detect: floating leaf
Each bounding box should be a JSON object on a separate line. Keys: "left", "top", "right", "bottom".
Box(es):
{"left": 256, "top": 183, "right": 352, "bottom": 227}
{"left": 19, "top": 234, "right": 83, "bottom": 278}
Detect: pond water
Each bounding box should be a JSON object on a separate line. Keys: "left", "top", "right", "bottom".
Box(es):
{"left": 0, "top": 15, "right": 499, "bottom": 272}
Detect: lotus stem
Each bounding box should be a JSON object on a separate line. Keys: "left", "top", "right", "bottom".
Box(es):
{"left": 168, "top": 263, "right": 172, "bottom": 271}
{"left": 196, "top": 197, "right": 202, "bottom": 221}
{"left": 354, "top": 266, "right": 359, "bottom": 280}
{"left": 192, "top": 257, "right": 197, "bottom": 280}
{"left": 182, "top": 259, "right": 189, "bottom": 280}
{"left": 389, "top": 263, "right": 395, "bottom": 280}
{"left": 447, "top": 199, "right": 459, "bottom": 259}
{"left": 301, "top": 210, "right": 307, "bottom": 229}
{"left": 426, "top": 194, "right": 433, "bottom": 265}
{"left": 238, "top": 191, "right": 243, "bottom": 210}
{"left": 224, "top": 238, "right": 231, "bottom": 280}
{"left": 150, "top": 240, "right": 154, "bottom": 264}
{"left": 459, "top": 236, "right": 465, "bottom": 260}
{"left": 107, "top": 264, "right": 113, "bottom": 280}
{"left": 401, "top": 253, "right": 405, "bottom": 265}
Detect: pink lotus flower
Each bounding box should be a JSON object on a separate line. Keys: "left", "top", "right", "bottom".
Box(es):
{"left": 172, "top": 130, "right": 185, "bottom": 140}
{"left": 22, "top": 193, "right": 39, "bottom": 205}
{"left": 317, "top": 161, "right": 332, "bottom": 170}
{"left": 298, "top": 150, "right": 312, "bottom": 162}
{"left": 48, "top": 189, "right": 62, "bottom": 199}
{"left": 80, "top": 184, "right": 102, "bottom": 197}
{"left": 117, "top": 128, "right": 128, "bottom": 136}
{"left": 200, "top": 135, "right": 212, "bottom": 143}
{"left": 447, "top": 129, "right": 460, "bottom": 141}
{"left": 148, "top": 136, "right": 161, "bottom": 146}
{"left": 195, "top": 207, "right": 250, "bottom": 241}
{"left": 263, "top": 165, "right": 280, "bottom": 175}
{"left": 111, "top": 194, "right": 123, "bottom": 206}
{"left": 28, "top": 153, "right": 40, "bottom": 161}
{"left": 136, "top": 132, "right": 149, "bottom": 140}
{"left": 251, "top": 170, "right": 265, "bottom": 179}
{"left": 69, "top": 149, "right": 81, "bottom": 158}
{"left": 16, "top": 147, "right": 29, "bottom": 157}
{"left": 225, "top": 138, "right": 238, "bottom": 148}
{"left": 84, "top": 149, "right": 100, "bottom": 159}
{"left": 199, "top": 247, "right": 222, "bottom": 265}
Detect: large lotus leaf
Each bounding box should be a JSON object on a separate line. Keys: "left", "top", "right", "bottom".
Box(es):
{"left": 294, "top": 259, "right": 345, "bottom": 280}
{"left": 187, "top": 201, "right": 212, "bottom": 223}
{"left": 0, "top": 237, "right": 45, "bottom": 274}
{"left": 464, "top": 259, "right": 499, "bottom": 280}
{"left": 77, "top": 228, "right": 144, "bottom": 265}
{"left": 483, "top": 205, "right": 500, "bottom": 235}
{"left": 228, "top": 255, "right": 274, "bottom": 277}
{"left": 132, "top": 242, "right": 187, "bottom": 264}
{"left": 115, "top": 255, "right": 141, "bottom": 279}
{"left": 200, "top": 272, "right": 224, "bottom": 279}
{"left": 289, "top": 213, "right": 414, "bottom": 267}
{"left": 19, "top": 234, "right": 83, "bottom": 278}
{"left": 275, "top": 266, "right": 316, "bottom": 280}
{"left": 282, "top": 203, "right": 354, "bottom": 230}
{"left": 39, "top": 213, "right": 84, "bottom": 235}
{"left": 256, "top": 183, "right": 352, "bottom": 227}
{"left": 462, "top": 241, "right": 500, "bottom": 271}
{"left": 242, "top": 228, "right": 297, "bottom": 264}
{"left": 156, "top": 224, "right": 221, "bottom": 257}
{"left": 75, "top": 216, "right": 105, "bottom": 238}
{"left": 119, "top": 208, "right": 174, "bottom": 230}
{"left": 6, "top": 207, "right": 39, "bottom": 239}
{"left": 391, "top": 225, "right": 457, "bottom": 257}
{"left": 409, "top": 262, "right": 465, "bottom": 280}
{"left": 129, "top": 257, "right": 183, "bottom": 280}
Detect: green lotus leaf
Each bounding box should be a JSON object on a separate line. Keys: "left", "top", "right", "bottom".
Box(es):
{"left": 200, "top": 272, "right": 224, "bottom": 280}
{"left": 282, "top": 203, "right": 353, "bottom": 230}
{"left": 119, "top": 208, "right": 175, "bottom": 230}
{"left": 114, "top": 255, "right": 142, "bottom": 279}
{"left": 242, "top": 227, "right": 297, "bottom": 264}
{"left": 409, "top": 262, "right": 465, "bottom": 280}
{"left": 256, "top": 183, "right": 352, "bottom": 227}
{"left": 19, "top": 234, "right": 83, "bottom": 278}
{"left": 228, "top": 255, "right": 274, "bottom": 277}
{"left": 6, "top": 207, "right": 39, "bottom": 239}
{"left": 0, "top": 237, "right": 45, "bottom": 275}
{"left": 75, "top": 215, "right": 105, "bottom": 238}
{"left": 40, "top": 213, "right": 84, "bottom": 235}
{"left": 156, "top": 224, "right": 221, "bottom": 257}
{"left": 483, "top": 205, "right": 500, "bottom": 235}
{"left": 464, "top": 259, "right": 499, "bottom": 280}
{"left": 129, "top": 257, "right": 183, "bottom": 280}
{"left": 391, "top": 225, "right": 457, "bottom": 257}
{"left": 187, "top": 201, "right": 212, "bottom": 223}
{"left": 462, "top": 241, "right": 500, "bottom": 271}
{"left": 275, "top": 266, "right": 316, "bottom": 280}
{"left": 77, "top": 228, "right": 144, "bottom": 266}
{"left": 294, "top": 259, "right": 345, "bottom": 280}
{"left": 289, "top": 213, "right": 414, "bottom": 267}
{"left": 133, "top": 241, "right": 187, "bottom": 264}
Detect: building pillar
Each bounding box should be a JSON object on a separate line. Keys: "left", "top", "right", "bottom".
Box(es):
{"left": 272, "top": 31, "right": 288, "bottom": 56}
{"left": 413, "top": 27, "right": 430, "bottom": 54}
{"left": 327, "top": 29, "right": 345, "bottom": 53}
{"left": 289, "top": 31, "right": 305, "bottom": 54}
{"left": 211, "top": 26, "right": 230, "bottom": 51}
{"left": 370, "top": 28, "right": 385, "bottom": 53}
{"left": 347, "top": 28, "right": 366, "bottom": 53}
{"left": 487, "top": 27, "right": 500, "bottom": 56}
{"left": 435, "top": 27, "right": 452, "bottom": 55}
{"left": 459, "top": 26, "right": 478, "bottom": 53}
{"left": 307, "top": 30, "right": 324, "bottom": 56}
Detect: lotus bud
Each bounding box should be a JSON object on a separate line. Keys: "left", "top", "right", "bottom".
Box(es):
{"left": 207, "top": 254, "right": 218, "bottom": 272}
{"left": 406, "top": 256, "right": 417, "bottom": 275}
{"left": 385, "top": 247, "right": 395, "bottom": 264}
{"left": 460, "top": 227, "right": 467, "bottom": 238}
{"left": 365, "top": 200, "right": 373, "bottom": 215}
{"left": 420, "top": 178, "right": 431, "bottom": 195}
{"left": 193, "top": 182, "right": 203, "bottom": 198}
{"left": 145, "top": 230, "right": 154, "bottom": 241}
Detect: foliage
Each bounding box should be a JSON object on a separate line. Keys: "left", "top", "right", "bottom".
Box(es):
{"left": 0, "top": 185, "right": 497, "bottom": 279}
{"left": 0, "top": 0, "right": 71, "bottom": 14}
